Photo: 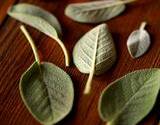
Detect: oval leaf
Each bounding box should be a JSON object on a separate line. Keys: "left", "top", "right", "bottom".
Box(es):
{"left": 98, "top": 69, "right": 160, "bottom": 125}
{"left": 73, "top": 23, "right": 116, "bottom": 94}
{"left": 8, "top": 3, "right": 70, "bottom": 66}
{"left": 20, "top": 62, "right": 74, "bottom": 125}
{"left": 65, "top": 0, "right": 135, "bottom": 23}
{"left": 8, "top": 3, "right": 61, "bottom": 37}
{"left": 19, "top": 25, "right": 74, "bottom": 124}
{"left": 127, "top": 22, "right": 151, "bottom": 58}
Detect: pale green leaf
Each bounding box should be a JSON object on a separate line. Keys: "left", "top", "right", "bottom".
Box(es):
{"left": 65, "top": 0, "right": 135, "bottom": 23}
{"left": 127, "top": 22, "right": 151, "bottom": 58}
{"left": 8, "top": 3, "right": 61, "bottom": 37}
{"left": 73, "top": 23, "right": 116, "bottom": 94}
{"left": 19, "top": 25, "right": 74, "bottom": 125}
{"left": 20, "top": 62, "right": 74, "bottom": 125}
{"left": 8, "top": 3, "right": 70, "bottom": 67}
{"left": 98, "top": 69, "right": 160, "bottom": 125}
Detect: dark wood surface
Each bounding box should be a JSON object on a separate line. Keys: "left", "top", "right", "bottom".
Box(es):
{"left": 0, "top": 0, "right": 159, "bottom": 125}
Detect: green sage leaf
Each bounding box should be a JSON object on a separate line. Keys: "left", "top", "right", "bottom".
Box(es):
{"left": 8, "top": 3, "right": 70, "bottom": 67}
{"left": 65, "top": 0, "right": 135, "bottom": 23}
{"left": 73, "top": 23, "right": 116, "bottom": 94}
{"left": 20, "top": 25, "right": 74, "bottom": 125}
{"left": 98, "top": 69, "right": 160, "bottom": 125}
{"left": 20, "top": 62, "right": 74, "bottom": 125}
{"left": 127, "top": 22, "right": 151, "bottom": 58}
{"left": 8, "top": 3, "right": 61, "bottom": 37}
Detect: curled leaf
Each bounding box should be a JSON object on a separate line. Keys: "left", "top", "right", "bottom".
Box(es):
{"left": 127, "top": 22, "right": 151, "bottom": 58}
{"left": 20, "top": 25, "right": 74, "bottom": 124}
{"left": 98, "top": 69, "right": 160, "bottom": 125}
{"left": 65, "top": 0, "right": 136, "bottom": 23}
{"left": 73, "top": 23, "right": 116, "bottom": 94}
{"left": 8, "top": 3, "right": 70, "bottom": 66}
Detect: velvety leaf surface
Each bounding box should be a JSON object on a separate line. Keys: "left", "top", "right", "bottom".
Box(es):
{"left": 65, "top": 0, "right": 125, "bottom": 23}
{"left": 73, "top": 23, "right": 116, "bottom": 75}
{"left": 98, "top": 69, "right": 160, "bottom": 125}
{"left": 8, "top": 3, "right": 70, "bottom": 66}
{"left": 127, "top": 22, "right": 151, "bottom": 58}
{"left": 8, "top": 3, "right": 62, "bottom": 37}
{"left": 20, "top": 62, "right": 74, "bottom": 125}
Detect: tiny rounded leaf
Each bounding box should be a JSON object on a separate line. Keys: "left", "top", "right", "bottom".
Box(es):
{"left": 127, "top": 22, "right": 151, "bottom": 58}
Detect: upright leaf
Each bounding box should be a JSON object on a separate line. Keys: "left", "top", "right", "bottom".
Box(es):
{"left": 8, "top": 3, "right": 70, "bottom": 66}
{"left": 98, "top": 69, "right": 160, "bottom": 125}
{"left": 65, "top": 0, "right": 136, "bottom": 23}
{"left": 127, "top": 22, "right": 151, "bottom": 58}
{"left": 73, "top": 24, "right": 116, "bottom": 94}
{"left": 20, "top": 25, "right": 74, "bottom": 125}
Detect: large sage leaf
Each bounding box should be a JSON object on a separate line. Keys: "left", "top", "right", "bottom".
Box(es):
{"left": 98, "top": 69, "right": 160, "bottom": 125}
{"left": 20, "top": 25, "right": 74, "bottom": 125}
{"left": 73, "top": 23, "right": 116, "bottom": 94}
{"left": 20, "top": 62, "right": 74, "bottom": 125}
{"left": 127, "top": 22, "right": 151, "bottom": 58}
{"left": 65, "top": 0, "right": 135, "bottom": 23}
{"left": 8, "top": 3, "right": 70, "bottom": 66}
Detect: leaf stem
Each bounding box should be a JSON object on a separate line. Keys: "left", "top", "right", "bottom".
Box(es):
{"left": 84, "top": 67, "right": 95, "bottom": 94}
{"left": 54, "top": 37, "right": 70, "bottom": 67}
{"left": 20, "top": 25, "right": 40, "bottom": 64}
{"left": 83, "top": 28, "right": 99, "bottom": 94}
{"left": 140, "top": 21, "right": 147, "bottom": 31}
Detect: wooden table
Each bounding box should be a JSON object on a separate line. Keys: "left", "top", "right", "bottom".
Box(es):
{"left": 0, "top": 0, "right": 159, "bottom": 125}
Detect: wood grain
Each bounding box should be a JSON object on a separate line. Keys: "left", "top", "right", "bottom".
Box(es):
{"left": 0, "top": 0, "right": 159, "bottom": 125}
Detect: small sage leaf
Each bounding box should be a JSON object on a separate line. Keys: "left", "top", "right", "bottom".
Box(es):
{"left": 73, "top": 23, "right": 116, "bottom": 94}
{"left": 20, "top": 25, "right": 74, "bottom": 125}
{"left": 8, "top": 3, "right": 70, "bottom": 66}
{"left": 98, "top": 69, "right": 160, "bottom": 125}
{"left": 127, "top": 22, "right": 151, "bottom": 58}
{"left": 65, "top": 0, "right": 136, "bottom": 23}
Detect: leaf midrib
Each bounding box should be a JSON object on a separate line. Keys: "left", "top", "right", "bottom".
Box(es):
{"left": 39, "top": 69, "right": 55, "bottom": 123}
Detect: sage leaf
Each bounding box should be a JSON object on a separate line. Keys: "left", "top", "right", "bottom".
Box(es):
{"left": 20, "top": 25, "right": 74, "bottom": 125}
{"left": 98, "top": 69, "right": 160, "bottom": 125}
{"left": 65, "top": 0, "right": 136, "bottom": 23}
{"left": 73, "top": 23, "right": 116, "bottom": 94}
{"left": 8, "top": 3, "right": 61, "bottom": 36}
{"left": 8, "top": 3, "right": 70, "bottom": 66}
{"left": 127, "top": 22, "right": 151, "bottom": 58}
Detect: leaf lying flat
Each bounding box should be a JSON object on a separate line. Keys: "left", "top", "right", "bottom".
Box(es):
{"left": 8, "top": 3, "right": 70, "bottom": 66}
{"left": 8, "top": 3, "right": 61, "bottom": 37}
{"left": 19, "top": 25, "right": 74, "bottom": 125}
{"left": 127, "top": 22, "right": 151, "bottom": 58}
{"left": 73, "top": 23, "right": 116, "bottom": 94}
{"left": 20, "top": 62, "right": 74, "bottom": 125}
{"left": 65, "top": 0, "right": 135, "bottom": 23}
{"left": 98, "top": 69, "right": 160, "bottom": 125}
